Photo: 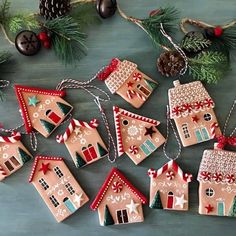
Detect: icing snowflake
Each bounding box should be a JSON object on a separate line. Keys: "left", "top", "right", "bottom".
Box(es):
{"left": 128, "top": 125, "right": 139, "bottom": 136}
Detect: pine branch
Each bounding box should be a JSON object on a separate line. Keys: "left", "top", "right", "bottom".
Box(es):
{"left": 188, "top": 51, "right": 229, "bottom": 83}
{"left": 44, "top": 16, "right": 87, "bottom": 64}
{"left": 0, "top": 0, "right": 10, "bottom": 24}
{"left": 181, "top": 35, "right": 211, "bottom": 52}
{"left": 70, "top": 2, "right": 101, "bottom": 30}
{"left": 7, "top": 14, "right": 39, "bottom": 33}
{"left": 140, "top": 7, "right": 179, "bottom": 48}
{"left": 0, "top": 51, "right": 11, "bottom": 64}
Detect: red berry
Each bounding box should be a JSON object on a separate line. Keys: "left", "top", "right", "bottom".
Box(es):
{"left": 38, "top": 32, "right": 48, "bottom": 41}
{"left": 214, "top": 26, "right": 223, "bottom": 37}
{"left": 43, "top": 41, "right": 51, "bottom": 49}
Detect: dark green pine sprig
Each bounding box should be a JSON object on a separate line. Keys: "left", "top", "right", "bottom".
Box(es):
{"left": 188, "top": 51, "right": 229, "bottom": 84}
{"left": 140, "top": 7, "right": 179, "bottom": 48}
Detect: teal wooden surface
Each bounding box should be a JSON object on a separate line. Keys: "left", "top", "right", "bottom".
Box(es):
{"left": 0, "top": 0, "right": 236, "bottom": 235}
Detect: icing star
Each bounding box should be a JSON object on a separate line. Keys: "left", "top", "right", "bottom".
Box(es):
{"left": 205, "top": 204, "right": 214, "bottom": 213}
{"left": 126, "top": 199, "right": 140, "bottom": 214}
{"left": 74, "top": 193, "right": 84, "bottom": 206}
{"left": 127, "top": 81, "right": 134, "bottom": 88}
{"left": 175, "top": 194, "right": 187, "bottom": 209}
{"left": 28, "top": 96, "right": 40, "bottom": 107}
{"left": 39, "top": 163, "right": 50, "bottom": 174}
{"left": 192, "top": 115, "right": 199, "bottom": 123}
{"left": 144, "top": 126, "right": 156, "bottom": 138}
{"left": 74, "top": 127, "right": 82, "bottom": 136}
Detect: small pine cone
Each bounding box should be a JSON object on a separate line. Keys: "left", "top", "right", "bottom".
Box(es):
{"left": 157, "top": 51, "right": 185, "bottom": 77}
{"left": 39, "top": 0, "right": 71, "bottom": 20}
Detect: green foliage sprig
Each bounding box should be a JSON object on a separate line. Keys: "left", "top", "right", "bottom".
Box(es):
{"left": 188, "top": 51, "right": 229, "bottom": 84}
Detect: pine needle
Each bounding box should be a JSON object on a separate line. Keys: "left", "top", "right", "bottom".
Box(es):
{"left": 44, "top": 16, "right": 87, "bottom": 65}
{"left": 181, "top": 35, "right": 211, "bottom": 52}
{"left": 0, "top": 0, "right": 10, "bottom": 24}
{"left": 0, "top": 51, "right": 11, "bottom": 64}
{"left": 188, "top": 51, "right": 229, "bottom": 84}
{"left": 140, "top": 7, "right": 179, "bottom": 48}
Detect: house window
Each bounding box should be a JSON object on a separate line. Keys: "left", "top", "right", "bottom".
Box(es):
{"left": 137, "top": 84, "right": 151, "bottom": 97}
{"left": 10, "top": 156, "right": 20, "bottom": 166}
{"left": 82, "top": 144, "right": 98, "bottom": 162}
{"left": 46, "top": 109, "right": 61, "bottom": 124}
{"left": 140, "top": 139, "right": 157, "bottom": 156}
{"left": 205, "top": 188, "right": 214, "bottom": 197}
{"left": 117, "top": 209, "right": 128, "bottom": 224}
{"left": 49, "top": 195, "right": 59, "bottom": 207}
{"left": 39, "top": 178, "right": 49, "bottom": 190}
{"left": 4, "top": 161, "right": 14, "bottom": 171}
{"left": 65, "top": 183, "right": 75, "bottom": 195}
{"left": 204, "top": 113, "right": 212, "bottom": 121}
{"left": 182, "top": 124, "right": 190, "bottom": 138}
{"left": 122, "top": 120, "right": 129, "bottom": 126}
{"left": 53, "top": 166, "right": 63, "bottom": 178}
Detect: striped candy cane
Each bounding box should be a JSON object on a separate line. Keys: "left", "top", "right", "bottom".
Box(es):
{"left": 0, "top": 132, "right": 21, "bottom": 143}
{"left": 126, "top": 90, "right": 146, "bottom": 101}
{"left": 210, "top": 122, "right": 219, "bottom": 139}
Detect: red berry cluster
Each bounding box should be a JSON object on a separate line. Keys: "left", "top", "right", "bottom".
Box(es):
{"left": 38, "top": 32, "right": 51, "bottom": 49}
{"left": 97, "top": 58, "right": 119, "bottom": 80}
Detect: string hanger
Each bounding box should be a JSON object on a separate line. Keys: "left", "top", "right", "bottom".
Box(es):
{"left": 163, "top": 105, "right": 182, "bottom": 161}
{"left": 94, "top": 97, "right": 117, "bottom": 164}
{"left": 56, "top": 66, "right": 110, "bottom": 102}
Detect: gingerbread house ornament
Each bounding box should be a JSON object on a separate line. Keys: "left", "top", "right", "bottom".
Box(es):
{"left": 168, "top": 80, "right": 221, "bottom": 147}
{"left": 113, "top": 106, "right": 165, "bottom": 165}
{"left": 29, "top": 155, "right": 89, "bottom": 222}
{"left": 0, "top": 132, "right": 32, "bottom": 181}
{"left": 198, "top": 145, "right": 236, "bottom": 217}
{"left": 14, "top": 85, "right": 73, "bottom": 138}
{"left": 98, "top": 58, "right": 158, "bottom": 108}
{"left": 56, "top": 118, "right": 108, "bottom": 168}
{"left": 90, "top": 168, "right": 147, "bottom": 226}
{"left": 148, "top": 160, "right": 193, "bottom": 211}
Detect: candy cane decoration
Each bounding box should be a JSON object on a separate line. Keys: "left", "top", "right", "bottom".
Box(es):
{"left": 226, "top": 174, "right": 235, "bottom": 184}
{"left": 126, "top": 89, "right": 146, "bottom": 101}
{"left": 147, "top": 168, "right": 157, "bottom": 178}
{"left": 210, "top": 122, "right": 219, "bottom": 139}
{"left": 212, "top": 172, "right": 223, "bottom": 182}
{"left": 200, "top": 171, "right": 211, "bottom": 181}
{"left": 166, "top": 171, "right": 175, "bottom": 180}
{"left": 112, "top": 181, "right": 123, "bottom": 193}
{"left": 132, "top": 72, "right": 142, "bottom": 81}
{"left": 129, "top": 145, "right": 139, "bottom": 155}
{"left": 0, "top": 132, "right": 21, "bottom": 143}
{"left": 184, "top": 173, "right": 193, "bottom": 183}
{"left": 56, "top": 119, "right": 99, "bottom": 143}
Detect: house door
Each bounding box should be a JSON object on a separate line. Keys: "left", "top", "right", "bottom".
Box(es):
{"left": 167, "top": 192, "right": 174, "bottom": 209}
{"left": 140, "top": 139, "right": 157, "bottom": 156}
{"left": 116, "top": 209, "right": 129, "bottom": 224}
{"left": 217, "top": 202, "right": 225, "bottom": 216}
{"left": 195, "top": 128, "right": 210, "bottom": 143}
{"left": 46, "top": 109, "right": 61, "bottom": 124}
{"left": 63, "top": 197, "right": 76, "bottom": 213}
{"left": 82, "top": 144, "right": 98, "bottom": 162}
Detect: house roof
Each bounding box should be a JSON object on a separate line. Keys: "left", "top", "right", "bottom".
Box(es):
{"left": 105, "top": 59, "right": 137, "bottom": 94}
{"left": 56, "top": 118, "right": 99, "bottom": 143}
{"left": 113, "top": 106, "right": 160, "bottom": 156}
{"left": 0, "top": 132, "right": 21, "bottom": 143}
{"left": 14, "top": 85, "right": 66, "bottom": 134}
{"left": 148, "top": 160, "right": 193, "bottom": 183}
{"left": 168, "top": 80, "right": 215, "bottom": 119}
{"left": 198, "top": 149, "right": 236, "bottom": 184}
{"left": 90, "top": 167, "right": 147, "bottom": 210}
{"left": 29, "top": 155, "right": 63, "bottom": 182}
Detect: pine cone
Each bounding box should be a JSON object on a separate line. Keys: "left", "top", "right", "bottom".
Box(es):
{"left": 39, "top": 0, "right": 71, "bottom": 20}
{"left": 157, "top": 51, "right": 185, "bottom": 77}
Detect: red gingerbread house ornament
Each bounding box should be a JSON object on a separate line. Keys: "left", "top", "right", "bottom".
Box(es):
{"left": 90, "top": 168, "right": 147, "bottom": 226}
{"left": 56, "top": 118, "right": 108, "bottom": 168}
{"left": 0, "top": 132, "right": 32, "bottom": 181}
{"left": 148, "top": 160, "right": 192, "bottom": 211}
{"left": 98, "top": 58, "right": 158, "bottom": 108}
{"left": 113, "top": 106, "right": 165, "bottom": 165}
{"left": 168, "top": 80, "right": 221, "bottom": 147}
{"left": 14, "top": 85, "right": 73, "bottom": 138}
{"left": 198, "top": 145, "right": 236, "bottom": 217}
{"left": 29, "top": 155, "right": 89, "bottom": 222}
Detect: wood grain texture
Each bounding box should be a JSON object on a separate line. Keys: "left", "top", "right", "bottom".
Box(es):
{"left": 0, "top": 0, "right": 236, "bottom": 235}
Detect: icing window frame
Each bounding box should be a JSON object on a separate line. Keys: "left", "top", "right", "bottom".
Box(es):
{"left": 54, "top": 166, "right": 64, "bottom": 178}
{"left": 39, "top": 178, "right": 49, "bottom": 190}
{"left": 182, "top": 124, "right": 190, "bottom": 138}
{"left": 205, "top": 188, "right": 215, "bottom": 197}
{"left": 204, "top": 113, "right": 212, "bottom": 121}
